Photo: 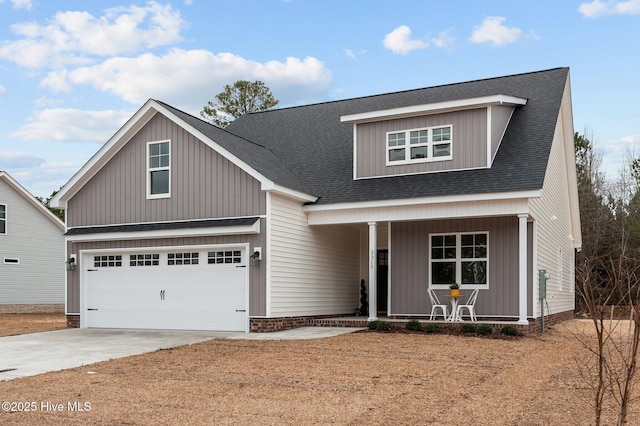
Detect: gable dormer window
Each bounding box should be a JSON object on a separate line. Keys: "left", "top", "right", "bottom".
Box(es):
{"left": 387, "top": 125, "right": 453, "bottom": 165}
{"left": 147, "top": 140, "right": 171, "bottom": 199}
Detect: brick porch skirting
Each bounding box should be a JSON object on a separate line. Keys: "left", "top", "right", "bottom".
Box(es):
{"left": 0, "top": 304, "right": 64, "bottom": 314}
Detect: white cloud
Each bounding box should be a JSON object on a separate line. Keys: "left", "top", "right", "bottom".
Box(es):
{"left": 601, "top": 134, "right": 640, "bottom": 176}
{"left": 11, "top": 108, "right": 133, "bottom": 142}
{"left": 0, "top": 84, "right": 6, "bottom": 96}
{"left": 579, "top": 0, "right": 640, "bottom": 17}
{"left": 0, "top": 1, "right": 186, "bottom": 68}
{"left": 0, "top": 0, "right": 32, "bottom": 10}
{"left": 383, "top": 25, "right": 428, "bottom": 55}
{"left": 469, "top": 16, "right": 523, "bottom": 46}
{"left": 42, "top": 49, "right": 333, "bottom": 109}
{"left": 431, "top": 29, "right": 456, "bottom": 50}
{"left": 0, "top": 151, "right": 45, "bottom": 169}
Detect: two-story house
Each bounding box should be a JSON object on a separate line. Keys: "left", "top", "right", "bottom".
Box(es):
{"left": 51, "top": 67, "right": 580, "bottom": 333}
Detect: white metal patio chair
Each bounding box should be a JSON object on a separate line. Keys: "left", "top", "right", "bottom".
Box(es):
{"left": 428, "top": 289, "right": 448, "bottom": 320}
{"left": 456, "top": 288, "right": 479, "bottom": 321}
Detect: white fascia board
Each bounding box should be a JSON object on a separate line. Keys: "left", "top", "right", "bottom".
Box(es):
{"left": 66, "top": 220, "right": 260, "bottom": 243}
{"left": 150, "top": 103, "right": 317, "bottom": 203}
{"left": 50, "top": 100, "right": 158, "bottom": 209}
{"left": 0, "top": 171, "right": 65, "bottom": 230}
{"left": 50, "top": 100, "right": 316, "bottom": 208}
{"left": 261, "top": 182, "right": 317, "bottom": 203}
{"left": 340, "top": 94, "right": 527, "bottom": 123}
{"left": 304, "top": 190, "right": 540, "bottom": 213}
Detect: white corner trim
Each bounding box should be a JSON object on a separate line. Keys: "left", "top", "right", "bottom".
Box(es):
{"left": 340, "top": 94, "right": 527, "bottom": 123}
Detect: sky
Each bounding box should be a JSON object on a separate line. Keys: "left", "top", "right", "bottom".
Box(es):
{"left": 0, "top": 0, "right": 639, "bottom": 198}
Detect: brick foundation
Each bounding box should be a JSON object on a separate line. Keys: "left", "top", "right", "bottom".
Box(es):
{"left": 0, "top": 304, "right": 64, "bottom": 314}
{"left": 250, "top": 314, "right": 354, "bottom": 332}
{"left": 66, "top": 315, "right": 80, "bottom": 328}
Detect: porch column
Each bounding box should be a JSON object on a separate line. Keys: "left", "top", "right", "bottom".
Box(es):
{"left": 368, "top": 222, "right": 377, "bottom": 322}
{"left": 518, "top": 214, "right": 529, "bottom": 325}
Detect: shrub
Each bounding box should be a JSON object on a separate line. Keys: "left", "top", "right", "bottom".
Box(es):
{"left": 500, "top": 325, "right": 520, "bottom": 336}
{"left": 406, "top": 320, "right": 423, "bottom": 331}
{"left": 368, "top": 320, "right": 392, "bottom": 331}
{"left": 476, "top": 324, "right": 493, "bottom": 335}
{"left": 423, "top": 323, "right": 440, "bottom": 333}
{"left": 461, "top": 323, "right": 478, "bottom": 333}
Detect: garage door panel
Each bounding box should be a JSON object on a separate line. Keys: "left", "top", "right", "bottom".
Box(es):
{"left": 83, "top": 247, "right": 248, "bottom": 331}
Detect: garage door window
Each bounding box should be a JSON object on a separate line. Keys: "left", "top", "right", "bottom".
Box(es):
{"left": 168, "top": 252, "right": 199, "bottom": 265}
{"left": 208, "top": 250, "right": 242, "bottom": 264}
{"left": 130, "top": 254, "right": 160, "bottom": 266}
{"left": 94, "top": 255, "right": 122, "bottom": 268}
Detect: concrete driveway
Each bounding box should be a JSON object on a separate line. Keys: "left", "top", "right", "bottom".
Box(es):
{"left": 0, "top": 327, "right": 362, "bottom": 381}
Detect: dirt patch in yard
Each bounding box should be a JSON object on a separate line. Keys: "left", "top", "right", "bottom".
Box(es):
{"left": 1, "top": 319, "right": 638, "bottom": 425}
{"left": 0, "top": 313, "right": 67, "bottom": 337}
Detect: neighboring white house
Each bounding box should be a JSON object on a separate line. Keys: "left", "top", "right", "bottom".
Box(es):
{"left": 0, "top": 171, "right": 65, "bottom": 313}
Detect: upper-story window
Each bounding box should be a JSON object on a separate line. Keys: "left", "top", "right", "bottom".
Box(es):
{"left": 387, "top": 125, "right": 453, "bottom": 165}
{"left": 0, "top": 204, "right": 6, "bottom": 234}
{"left": 147, "top": 140, "right": 170, "bottom": 198}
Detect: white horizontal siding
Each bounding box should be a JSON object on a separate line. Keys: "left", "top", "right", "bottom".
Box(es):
{"left": 268, "top": 193, "right": 360, "bottom": 316}
{"left": 0, "top": 181, "right": 65, "bottom": 304}
{"left": 529, "top": 91, "right": 576, "bottom": 318}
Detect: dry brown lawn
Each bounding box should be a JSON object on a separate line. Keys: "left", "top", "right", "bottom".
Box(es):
{"left": 0, "top": 316, "right": 638, "bottom": 425}
{"left": 0, "top": 313, "right": 67, "bottom": 337}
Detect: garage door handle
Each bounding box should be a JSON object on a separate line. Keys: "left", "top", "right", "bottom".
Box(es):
{"left": 87, "top": 269, "right": 98, "bottom": 272}
{"left": 87, "top": 308, "right": 98, "bottom": 311}
{"left": 236, "top": 309, "right": 246, "bottom": 312}
{"left": 160, "top": 290, "right": 165, "bottom": 300}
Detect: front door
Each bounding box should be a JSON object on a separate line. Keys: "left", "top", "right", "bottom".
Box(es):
{"left": 377, "top": 250, "right": 388, "bottom": 313}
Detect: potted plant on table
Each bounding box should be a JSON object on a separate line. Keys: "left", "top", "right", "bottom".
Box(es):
{"left": 449, "top": 282, "right": 460, "bottom": 297}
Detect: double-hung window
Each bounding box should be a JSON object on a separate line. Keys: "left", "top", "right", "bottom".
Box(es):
{"left": 387, "top": 125, "right": 452, "bottom": 165}
{"left": 147, "top": 140, "right": 170, "bottom": 198}
{"left": 0, "top": 204, "right": 6, "bottom": 234}
{"left": 430, "top": 232, "right": 488, "bottom": 289}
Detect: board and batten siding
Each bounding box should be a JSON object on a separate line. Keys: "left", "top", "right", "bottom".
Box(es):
{"left": 390, "top": 217, "right": 521, "bottom": 318}
{"left": 268, "top": 193, "right": 360, "bottom": 317}
{"left": 68, "top": 113, "right": 266, "bottom": 228}
{"left": 529, "top": 84, "right": 576, "bottom": 318}
{"left": 66, "top": 227, "right": 267, "bottom": 316}
{"left": 0, "top": 180, "right": 64, "bottom": 304}
{"left": 490, "top": 105, "right": 515, "bottom": 163}
{"left": 355, "top": 108, "right": 487, "bottom": 179}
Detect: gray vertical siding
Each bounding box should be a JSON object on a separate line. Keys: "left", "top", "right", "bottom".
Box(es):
{"left": 66, "top": 223, "right": 267, "bottom": 316}
{"left": 390, "top": 217, "right": 520, "bottom": 317}
{"left": 355, "top": 108, "right": 487, "bottom": 178}
{"left": 490, "top": 105, "right": 514, "bottom": 162}
{"left": 68, "top": 113, "right": 266, "bottom": 227}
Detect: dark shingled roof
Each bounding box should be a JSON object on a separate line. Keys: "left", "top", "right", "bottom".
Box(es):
{"left": 168, "top": 68, "right": 570, "bottom": 205}
{"left": 65, "top": 217, "right": 259, "bottom": 236}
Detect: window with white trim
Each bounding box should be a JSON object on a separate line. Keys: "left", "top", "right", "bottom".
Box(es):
{"left": 130, "top": 254, "right": 160, "bottom": 267}
{"left": 387, "top": 125, "right": 452, "bottom": 165}
{"left": 430, "top": 232, "right": 488, "bottom": 288}
{"left": 147, "top": 140, "right": 170, "bottom": 198}
{"left": 208, "top": 250, "right": 242, "bottom": 265}
{"left": 0, "top": 204, "right": 6, "bottom": 234}
{"left": 168, "top": 252, "right": 199, "bottom": 265}
{"left": 94, "top": 255, "right": 122, "bottom": 268}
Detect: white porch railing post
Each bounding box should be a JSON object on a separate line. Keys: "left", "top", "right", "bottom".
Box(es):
{"left": 518, "top": 214, "right": 529, "bottom": 325}
{"left": 368, "top": 222, "right": 377, "bottom": 322}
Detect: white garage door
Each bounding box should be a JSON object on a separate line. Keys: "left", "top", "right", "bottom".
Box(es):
{"left": 82, "top": 246, "right": 248, "bottom": 331}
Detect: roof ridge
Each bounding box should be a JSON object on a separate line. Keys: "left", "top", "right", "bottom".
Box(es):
{"left": 244, "top": 67, "right": 569, "bottom": 115}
